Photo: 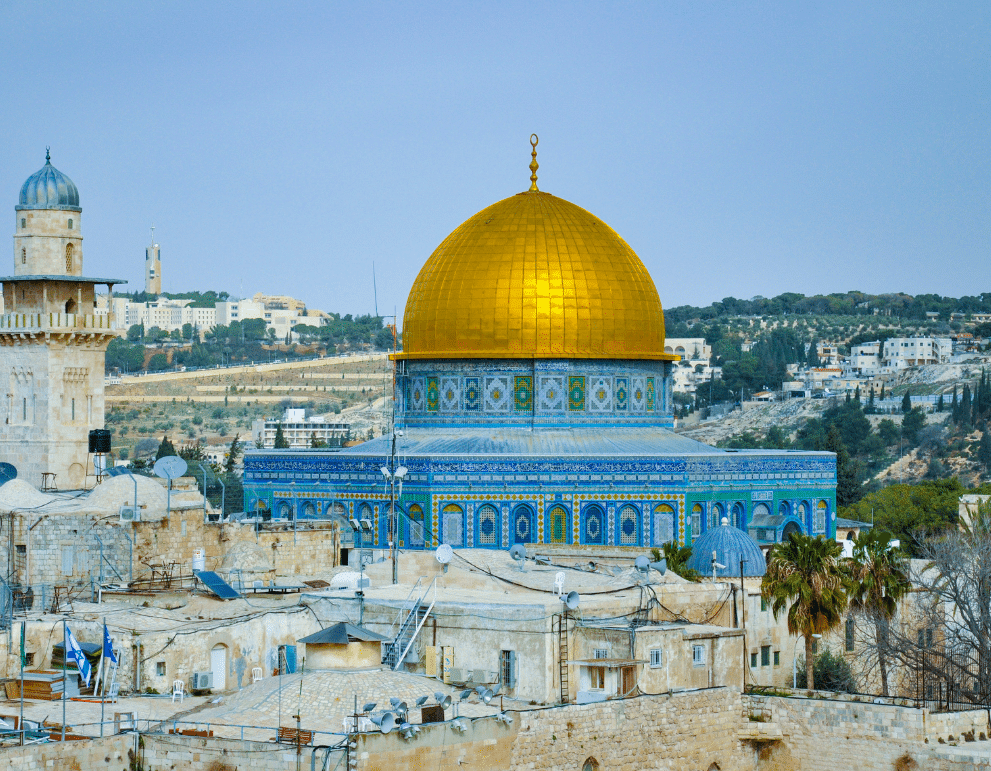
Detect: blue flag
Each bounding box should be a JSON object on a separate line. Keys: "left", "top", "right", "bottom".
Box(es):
{"left": 103, "top": 624, "right": 118, "bottom": 666}
{"left": 65, "top": 626, "right": 91, "bottom": 687}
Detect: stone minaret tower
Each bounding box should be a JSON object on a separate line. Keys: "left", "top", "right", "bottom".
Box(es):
{"left": 1, "top": 150, "right": 125, "bottom": 488}
{"left": 145, "top": 228, "right": 161, "bottom": 294}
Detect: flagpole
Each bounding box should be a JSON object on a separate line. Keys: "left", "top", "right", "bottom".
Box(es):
{"left": 61, "top": 618, "right": 66, "bottom": 742}
{"left": 100, "top": 617, "right": 106, "bottom": 738}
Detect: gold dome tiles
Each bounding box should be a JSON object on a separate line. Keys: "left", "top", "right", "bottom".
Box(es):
{"left": 398, "top": 190, "right": 676, "bottom": 361}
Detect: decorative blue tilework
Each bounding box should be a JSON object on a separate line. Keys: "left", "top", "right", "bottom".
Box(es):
{"left": 538, "top": 376, "right": 566, "bottom": 411}
{"left": 614, "top": 377, "right": 628, "bottom": 411}
{"left": 477, "top": 504, "right": 499, "bottom": 546}
{"left": 589, "top": 377, "right": 612, "bottom": 412}
{"left": 440, "top": 377, "right": 460, "bottom": 411}
{"left": 411, "top": 377, "right": 426, "bottom": 411}
{"left": 464, "top": 377, "right": 481, "bottom": 412}
{"left": 484, "top": 376, "right": 511, "bottom": 412}
{"left": 568, "top": 375, "right": 586, "bottom": 411}
{"left": 514, "top": 376, "right": 533, "bottom": 412}
{"left": 582, "top": 504, "right": 606, "bottom": 544}
{"left": 512, "top": 504, "right": 534, "bottom": 543}
{"left": 618, "top": 504, "right": 639, "bottom": 545}
{"left": 631, "top": 377, "right": 646, "bottom": 411}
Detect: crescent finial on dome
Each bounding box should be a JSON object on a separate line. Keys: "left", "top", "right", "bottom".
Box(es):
{"left": 46, "top": 146, "right": 51, "bottom": 163}
{"left": 529, "top": 134, "right": 539, "bottom": 192}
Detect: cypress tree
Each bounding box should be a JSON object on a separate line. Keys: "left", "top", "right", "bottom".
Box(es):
{"left": 936, "top": 393, "right": 944, "bottom": 413}
{"left": 155, "top": 435, "right": 176, "bottom": 460}
{"left": 961, "top": 385, "right": 972, "bottom": 428}
{"left": 880, "top": 384, "right": 886, "bottom": 401}
{"left": 951, "top": 386, "right": 959, "bottom": 424}
{"left": 854, "top": 385, "right": 861, "bottom": 402}
{"left": 979, "top": 429, "right": 991, "bottom": 470}
{"left": 273, "top": 423, "right": 289, "bottom": 449}
{"left": 902, "top": 391, "right": 912, "bottom": 414}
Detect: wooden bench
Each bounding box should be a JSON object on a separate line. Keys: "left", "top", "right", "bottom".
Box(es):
{"left": 276, "top": 726, "right": 314, "bottom": 746}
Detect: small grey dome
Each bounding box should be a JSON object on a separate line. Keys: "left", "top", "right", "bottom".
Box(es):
{"left": 687, "top": 520, "right": 766, "bottom": 578}
{"left": 17, "top": 150, "right": 80, "bottom": 211}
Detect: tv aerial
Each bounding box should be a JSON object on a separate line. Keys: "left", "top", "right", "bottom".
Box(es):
{"left": 436, "top": 543, "right": 453, "bottom": 573}
{"left": 509, "top": 543, "right": 527, "bottom": 572}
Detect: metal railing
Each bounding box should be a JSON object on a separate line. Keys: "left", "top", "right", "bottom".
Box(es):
{"left": 0, "top": 312, "right": 111, "bottom": 331}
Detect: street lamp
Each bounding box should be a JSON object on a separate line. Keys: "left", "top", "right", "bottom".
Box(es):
{"left": 793, "top": 634, "right": 822, "bottom": 689}
{"left": 381, "top": 429, "right": 407, "bottom": 585}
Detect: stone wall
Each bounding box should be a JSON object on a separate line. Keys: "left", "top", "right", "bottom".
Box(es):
{"left": 0, "top": 734, "right": 131, "bottom": 770}
{"left": 140, "top": 733, "right": 340, "bottom": 771}
{"left": 746, "top": 693, "right": 991, "bottom": 771}
{"left": 357, "top": 687, "right": 751, "bottom": 771}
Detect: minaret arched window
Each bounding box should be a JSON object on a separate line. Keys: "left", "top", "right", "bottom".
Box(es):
{"left": 21, "top": 248, "right": 26, "bottom": 265}
{"left": 65, "top": 243, "right": 74, "bottom": 272}
{"left": 68, "top": 218, "right": 73, "bottom": 229}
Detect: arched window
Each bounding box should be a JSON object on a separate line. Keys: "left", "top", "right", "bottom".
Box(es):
{"left": 68, "top": 218, "right": 73, "bottom": 229}
{"left": 731, "top": 501, "right": 745, "bottom": 529}
{"left": 512, "top": 505, "right": 534, "bottom": 544}
{"left": 582, "top": 505, "right": 605, "bottom": 545}
{"left": 778, "top": 500, "right": 790, "bottom": 518}
{"left": 277, "top": 500, "right": 293, "bottom": 520}
{"left": 476, "top": 504, "right": 499, "bottom": 547}
{"left": 547, "top": 505, "right": 569, "bottom": 544}
{"left": 582, "top": 759, "right": 599, "bottom": 771}
{"left": 815, "top": 500, "right": 828, "bottom": 533}
{"left": 442, "top": 504, "right": 464, "bottom": 547}
{"left": 691, "top": 504, "right": 703, "bottom": 541}
{"left": 618, "top": 504, "right": 639, "bottom": 545}
{"left": 65, "top": 243, "right": 74, "bottom": 272}
{"left": 20, "top": 218, "right": 25, "bottom": 229}
{"left": 710, "top": 502, "right": 723, "bottom": 530}
{"left": 65, "top": 298, "right": 76, "bottom": 314}
{"left": 408, "top": 503, "right": 425, "bottom": 547}
{"left": 21, "top": 248, "right": 26, "bottom": 264}
{"left": 653, "top": 503, "right": 675, "bottom": 545}
{"left": 301, "top": 501, "right": 316, "bottom": 519}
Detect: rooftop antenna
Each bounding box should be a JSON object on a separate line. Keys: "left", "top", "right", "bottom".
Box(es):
{"left": 150, "top": 225, "right": 155, "bottom": 245}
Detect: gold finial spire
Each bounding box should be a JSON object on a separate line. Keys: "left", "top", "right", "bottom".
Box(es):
{"left": 528, "top": 134, "right": 539, "bottom": 192}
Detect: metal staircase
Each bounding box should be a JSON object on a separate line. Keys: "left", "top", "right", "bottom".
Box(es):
{"left": 383, "top": 578, "right": 436, "bottom": 670}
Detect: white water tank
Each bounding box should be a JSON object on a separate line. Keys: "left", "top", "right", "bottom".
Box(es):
{"left": 192, "top": 549, "right": 206, "bottom": 573}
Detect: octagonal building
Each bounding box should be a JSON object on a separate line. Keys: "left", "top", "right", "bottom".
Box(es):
{"left": 244, "top": 142, "right": 836, "bottom": 555}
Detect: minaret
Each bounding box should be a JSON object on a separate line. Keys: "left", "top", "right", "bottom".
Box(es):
{"left": 145, "top": 226, "right": 161, "bottom": 294}
{"left": 1, "top": 150, "right": 126, "bottom": 488}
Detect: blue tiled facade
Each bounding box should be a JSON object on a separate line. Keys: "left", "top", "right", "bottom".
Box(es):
{"left": 244, "top": 357, "right": 837, "bottom": 552}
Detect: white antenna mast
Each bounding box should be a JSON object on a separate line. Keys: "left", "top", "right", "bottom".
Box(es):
{"left": 150, "top": 225, "right": 155, "bottom": 245}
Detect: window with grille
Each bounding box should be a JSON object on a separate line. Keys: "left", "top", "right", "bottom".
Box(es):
{"left": 692, "top": 645, "right": 705, "bottom": 667}
{"left": 21, "top": 248, "right": 26, "bottom": 264}
{"left": 593, "top": 648, "right": 608, "bottom": 660}
{"left": 774, "top": 651, "right": 780, "bottom": 666}
{"left": 761, "top": 646, "right": 770, "bottom": 667}
{"left": 65, "top": 243, "right": 74, "bottom": 271}
{"left": 589, "top": 667, "right": 605, "bottom": 689}
{"left": 500, "top": 650, "right": 516, "bottom": 688}
{"left": 750, "top": 652, "right": 758, "bottom": 668}
{"left": 649, "top": 649, "right": 662, "bottom": 668}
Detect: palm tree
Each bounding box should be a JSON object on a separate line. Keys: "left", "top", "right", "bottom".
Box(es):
{"left": 762, "top": 532, "right": 848, "bottom": 690}
{"left": 651, "top": 542, "right": 701, "bottom": 582}
{"left": 846, "top": 529, "right": 911, "bottom": 696}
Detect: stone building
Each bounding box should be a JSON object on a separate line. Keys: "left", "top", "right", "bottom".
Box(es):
{"left": 1, "top": 151, "right": 124, "bottom": 488}
{"left": 244, "top": 141, "right": 837, "bottom": 551}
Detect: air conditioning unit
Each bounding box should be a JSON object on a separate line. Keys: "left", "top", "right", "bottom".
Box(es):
{"left": 472, "top": 669, "right": 497, "bottom": 684}
{"left": 191, "top": 672, "right": 213, "bottom": 690}
{"left": 448, "top": 668, "right": 468, "bottom": 684}
{"left": 119, "top": 506, "right": 140, "bottom": 523}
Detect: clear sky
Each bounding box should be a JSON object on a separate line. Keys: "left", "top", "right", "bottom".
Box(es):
{"left": 1, "top": 2, "right": 987, "bottom": 321}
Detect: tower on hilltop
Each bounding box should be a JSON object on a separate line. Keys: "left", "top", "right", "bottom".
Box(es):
{"left": 1, "top": 150, "right": 126, "bottom": 488}
{"left": 145, "top": 226, "right": 161, "bottom": 294}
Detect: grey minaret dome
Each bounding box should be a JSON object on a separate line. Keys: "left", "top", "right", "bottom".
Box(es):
{"left": 688, "top": 517, "right": 767, "bottom": 578}
{"left": 17, "top": 149, "right": 80, "bottom": 211}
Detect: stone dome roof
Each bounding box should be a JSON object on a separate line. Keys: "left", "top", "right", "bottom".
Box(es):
{"left": 397, "top": 142, "right": 675, "bottom": 361}
{"left": 687, "top": 518, "right": 767, "bottom": 578}
{"left": 17, "top": 150, "right": 80, "bottom": 211}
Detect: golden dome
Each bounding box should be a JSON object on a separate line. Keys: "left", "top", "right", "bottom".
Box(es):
{"left": 398, "top": 190, "right": 674, "bottom": 360}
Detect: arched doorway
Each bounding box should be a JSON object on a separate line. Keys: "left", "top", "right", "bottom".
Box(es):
{"left": 782, "top": 520, "right": 802, "bottom": 540}
{"left": 618, "top": 504, "right": 639, "bottom": 546}
{"left": 210, "top": 644, "right": 227, "bottom": 690}
{"left": 653, "top": 503, "right": 675, "bottom": 545}
{"left": 65, "top": 298, "right": 76, "bottom": 314}
{"left": 546, "top": 505, "right": 569, "bottom": 544}
{"left": 408, "top": 504, "right": 425, "bottom": 547}
{"left": 442, "top": 504, "right": 464, "bottom": 547}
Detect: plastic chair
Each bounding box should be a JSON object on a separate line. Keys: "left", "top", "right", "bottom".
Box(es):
{"left": 107, "top": 682, "right": 119, "bottom": 704}
{"left": 252, "top": 667, "right": 263, "bottom": 683}
{"left": 172, "top": 679, "right": 185, "bottom": 703}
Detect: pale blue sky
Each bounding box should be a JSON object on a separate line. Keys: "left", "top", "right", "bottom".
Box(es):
{"left": 1, "top": 2, "right": 987, "bottom": 320}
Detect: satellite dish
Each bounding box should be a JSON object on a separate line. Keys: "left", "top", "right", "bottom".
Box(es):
{"left": 415, "top": 695, "right": 429, "bottom": 707}
{"left": 509, "top": 543, "right": 527, "bottom": 572}
{"left": 153, "top": 455, "right": 188, "bottom": 480}
{"left": 562, "top": 591, "right": 580, "bottom": 610}
{"left": 554, "top": 571, "right": 565, "bottom": 595}
{"left": 635, "top": 555, "right": 650, "bottom": 574}
{"left": 370, "top": 712, "right": 395, "bottom": 734}
{"left": 434, "top": 691, "right": 452, "bottom": 709}
{"left": 651, "top": 559, "right": 667, "bottom": 576}
{"left": 436, "top": 544, "right": 453, "bottom": 571}
{"left": 0, "top": 463, "right": 17, "bottom": 484}
{"left": 362, "top": 702, "right": 377, "bottom": 713}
